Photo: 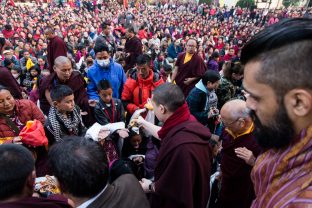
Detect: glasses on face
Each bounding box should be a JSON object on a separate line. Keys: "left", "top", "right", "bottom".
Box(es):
{"left": 221, "top": 118, "right": 239, "bottom": 127}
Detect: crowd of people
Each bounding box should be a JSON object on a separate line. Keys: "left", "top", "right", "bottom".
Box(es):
{"left": 0, "top": 0, "right": 312, "bottom": 207}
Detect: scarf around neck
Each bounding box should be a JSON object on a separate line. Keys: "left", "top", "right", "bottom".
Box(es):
{"left": 157, "top": 102, "right": 195, "bottom": 139}
{"left": 48, "top": 106, "right": 82, "bottom": 142}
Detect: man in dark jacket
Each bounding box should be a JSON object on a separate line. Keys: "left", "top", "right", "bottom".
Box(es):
{"left": 48, "top": 136, "right": 150, "bottom": 208}
{"left": 138, "top": 83, "right": 213, "bottom": 208}
{"left": 44, "top": 27, "right": 67, "bottom": 73}
{"left": 0, "top": 144, "right": 71, "bottom": 208}
{"left": 187, "top": 70, "right": 220, "bottom": 127}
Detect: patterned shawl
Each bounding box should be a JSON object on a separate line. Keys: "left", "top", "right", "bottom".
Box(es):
{"left": 48, "top": 105, "right": 83, "bottom": 142}
{"left": 251, "top": 126, "right": 312, "bottom": 208}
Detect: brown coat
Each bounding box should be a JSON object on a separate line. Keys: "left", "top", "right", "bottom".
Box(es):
{"left": 87, "top": 174, "right": 150, "bottom": 208}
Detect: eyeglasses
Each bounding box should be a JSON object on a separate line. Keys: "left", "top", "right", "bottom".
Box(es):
{"left": 221, "top": 118, "right": 240, "bottom": 127}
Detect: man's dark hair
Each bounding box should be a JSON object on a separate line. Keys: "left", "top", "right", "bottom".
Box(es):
{"left": 127, "top": 26, "right": 135, "bottom": 34}
{"left": 97, "top": 79, "right": 112, "bottom": 91}
{"left": 101, "top": 21, "right": 110, "bottom": 29}
{"left": 50, "top": 85, "right": 73, "bottom": 102}
{"left": 0, "top": 85, "right": 9, "bottom": 92}
{"left": 48, "top": 136, "right": 109, "bottom": 198}
{"left": 0, "top": 144, "right": 35, "bottom": 200}
{"left": 94, "top": 42, "right": 110, "bottom": 54}
{"left": 3, "top": 58, "right": 13, "bottom": 68}
{"left": 136, "top": 54, "right": 151, "bottom": 66}
{"left": 152, "top": 83, "right": 185, "bottom": 112}
{"left": 202, "top": 70, "right": 221, "bottom": 85}
{"left": 223, "top": 61, "right": 243, "bottom": 80}
{"left": 241, "top": 18, "right": 312, "bottom": 98}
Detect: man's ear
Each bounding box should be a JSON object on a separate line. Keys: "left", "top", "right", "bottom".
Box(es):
{"left": 159, "top": 104, "right": 166, "bottom": 114}
{"left": 284, "top": 89, "right": 312, "bottom": 117}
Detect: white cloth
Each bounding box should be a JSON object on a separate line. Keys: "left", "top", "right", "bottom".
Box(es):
{"left": 85, "top": 122, "right": 126, "bottom": 141}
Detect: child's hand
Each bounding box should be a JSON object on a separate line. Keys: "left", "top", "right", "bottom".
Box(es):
{"left": 117, "top": 129, "right": 129, "bottom": 138}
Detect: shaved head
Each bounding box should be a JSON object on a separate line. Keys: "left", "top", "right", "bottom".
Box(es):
{"left": 221, "top": 99, "right": 249, "bottom": 121}
{"left": 54, "top": 56, "right": 71, "bottom": 68}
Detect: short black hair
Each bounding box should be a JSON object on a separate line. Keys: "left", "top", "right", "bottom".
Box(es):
{"left": 0, "top": 144, "right": 35, "bottom": 200}
{"left": 136, "top": 54, "right": 151, "bottom": 66}
{"left": 152, "top": 83, "right": 185, "bottom": 112}
{"left": 241, "top": 18, "right": 312, "bottom": 97}
{"left": 202, "top": 70, "right": 221, "bottom": 85}
{"left": 127, "top": 26, "right": 135, "bottom": 34}
{"left": 48, "top": 136, "right": 109, "bottom": 198}
{"left": 97, "top": 79, "right": 112, "bottom": 91}
{"left": 94, "top": 42, "right": 110, "bottom": 54}
{"left": 50, "top": 85, "right": 73, "bottom": 102}
{"left": 3, "top": 58, "right": 13, "bottom": 67}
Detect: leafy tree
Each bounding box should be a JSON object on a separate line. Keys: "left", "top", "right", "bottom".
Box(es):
{"left": 282, "top": 0, "right": 301, "bottom": 7}
{"left": 236, "top": 0, "right": 255, "bottom": 8}
{"left": 198, "top": 0, "right": 213, "bottom": 5}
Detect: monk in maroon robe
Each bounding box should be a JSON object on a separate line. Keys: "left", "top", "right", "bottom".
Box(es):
{"left": 124, "top": 27, "right": 143, "bottom": 72}
{"left": 172, "top": 39, "right": 206, "bottom": 97}
{"left": 39, "top": 56, "right": 94, "bottom": 126}
{"left": 137, "top": 84, "right": 212, "bottom": 208}
{"left": 218, "top": 100, "right": 261, "bottom": 208}
{"left": 44, "top": 27, "right": 68, "bottom": 73}
{"left": 0, "top": 66, "right": 22, "bottom": 99}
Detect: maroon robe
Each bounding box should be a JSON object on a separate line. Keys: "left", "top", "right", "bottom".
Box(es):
{"left": 124, "top": 36, "right": 142, "bottom": 71}
{"left": 0, "top": 197, "right": 71, "bottom": 208}
{"left": 0, "top": 67, "right": 23, "bottom": 99}
{"left": 219, "top": 130, "right": 261, "bottom": 208}
{"left": 175, "top": 52, "right": 206, "bottom": 97}
{"left": 47, "top": 36, "right": 68, "bottom": 73}
{"left": 39, "top": 71, "right": 94, "bottom": 126}
{"left": 150, "top": 120, "right": 212, "bottom": 208}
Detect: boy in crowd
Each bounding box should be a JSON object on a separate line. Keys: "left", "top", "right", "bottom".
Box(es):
{"left": 94, "top": 79, "right": 125, "bottom": 125}
{"left": 45, "top": 85, "right": 86, "bottom": 145}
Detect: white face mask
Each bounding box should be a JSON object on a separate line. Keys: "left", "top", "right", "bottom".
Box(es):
{"left": 97, "top": 59, "right": 110, "bottom": 67}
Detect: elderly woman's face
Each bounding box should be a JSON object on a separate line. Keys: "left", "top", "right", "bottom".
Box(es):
{"left": 0, "top": 89, "right": 15, "bottom": 115}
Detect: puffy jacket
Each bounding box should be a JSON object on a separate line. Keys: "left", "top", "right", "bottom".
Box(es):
{"left": 122, "top": 69, "right": 164, "bottom": 115}
{"left": 0, "top": 99, "right": 45, "bottom": 138}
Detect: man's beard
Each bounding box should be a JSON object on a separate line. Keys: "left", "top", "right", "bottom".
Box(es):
{"left": 249, "top": 104, "right": 295, "bottom": 149}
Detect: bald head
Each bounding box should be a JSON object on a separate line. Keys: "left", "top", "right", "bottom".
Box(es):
{"left": 54, "top": 56, "right": 73, "bottom": 82}
{"left": 54, "top": 56, "right": 71, "bottom": 68}
{"left": 221, "top": 99, "right": 249, "bottom": 121}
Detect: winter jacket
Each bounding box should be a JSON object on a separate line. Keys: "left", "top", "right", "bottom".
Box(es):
{"left": 0, "top": 99, "right": 45, "bottom": 138}
{"left": 186, "top": 80, "right": 218, "bottom": 125}
{"left": 122, "top": 70, "right": 164, "bottom": 115}
{"left": 87, "top": 59, "right": 126, "bottom": 100}
{"left": 94, "top": 98, "right": 125, "bottom": 125}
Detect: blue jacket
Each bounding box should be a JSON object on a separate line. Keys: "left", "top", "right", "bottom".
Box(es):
{"left": 167, "top": 43, "right": 183, "bottom": 59}
{"left": 87, "top": 59, "right": 127, "bottom": 100}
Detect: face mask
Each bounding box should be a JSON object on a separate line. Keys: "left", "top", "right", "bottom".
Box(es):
{"left": 97, "top": 59, "right": 110, "bottom": 67}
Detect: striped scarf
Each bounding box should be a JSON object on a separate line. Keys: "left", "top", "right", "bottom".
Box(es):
{"left": 251, "top": 125, "right": 312, "bottom": 207}
{"left": 48, "top": 106, "right": 83, "bottom": 142}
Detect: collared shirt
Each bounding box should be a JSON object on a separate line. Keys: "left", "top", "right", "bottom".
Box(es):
{"left": 77, "top": 184, "right": 108, "bottom": 208}
{"left": 226, "top": 122, "right": 254, "bottom": 139}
